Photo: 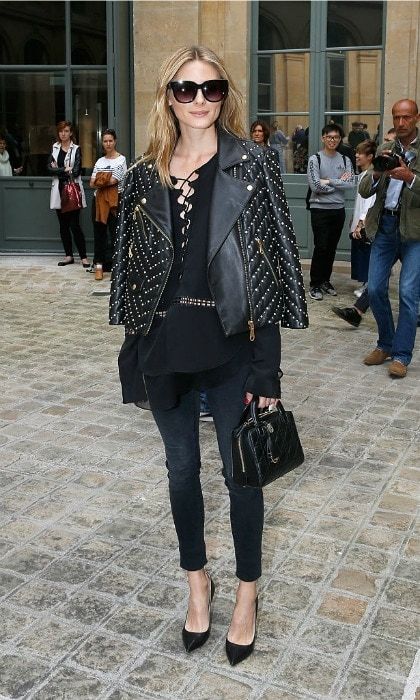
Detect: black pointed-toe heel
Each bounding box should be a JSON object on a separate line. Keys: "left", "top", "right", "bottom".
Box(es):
{"left": 225, "top": 597, "right": 259, "bottom": 666}
{"left": 182, "top": 576, "right": 215, "bottom": 653}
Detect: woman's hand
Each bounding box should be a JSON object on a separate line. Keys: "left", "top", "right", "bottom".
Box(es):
{"left": 245, "top": 393, "right": 280, "bottom": 409}
{"left": 352, "top": 219, "right": 364, "bottom": 239}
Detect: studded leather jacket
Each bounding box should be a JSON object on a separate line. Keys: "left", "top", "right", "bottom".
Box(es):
{"left": 109, "top": 128, "right": 308, "bottom": 337}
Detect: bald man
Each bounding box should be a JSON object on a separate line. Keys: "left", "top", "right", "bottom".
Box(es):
{"left": 359, "top": 99, "right": 420, "bottom": 378}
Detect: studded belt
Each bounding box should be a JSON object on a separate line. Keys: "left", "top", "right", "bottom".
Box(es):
{"left": 155, "top": 296, "right": 216, "bottom": 318}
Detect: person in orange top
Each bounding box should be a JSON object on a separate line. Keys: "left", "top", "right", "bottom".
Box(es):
{"left": 89, "top": 129, "right": 127, "bottom": 280}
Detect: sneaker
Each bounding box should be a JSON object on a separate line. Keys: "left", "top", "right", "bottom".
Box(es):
{"left": 199, "top": 411, "right": 213, "bottom": 422}
{"left": 388, "top": 360, "right": 407, "bottom": 378}
{"left": 332, "top": 306, "right": 361, "bottom": 328}
{"left": 321, "top": 281, "right": 337, "bottom": 296}
{"left": 309, "top": 287, "right": 323, "bottom": 300}
{"left": 353, "top": 283, "right": 367, "bottom": 298}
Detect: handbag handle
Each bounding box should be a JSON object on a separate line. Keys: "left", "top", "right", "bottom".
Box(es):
{"left": 245, "top": 397, "right": 286, "bottom": 426}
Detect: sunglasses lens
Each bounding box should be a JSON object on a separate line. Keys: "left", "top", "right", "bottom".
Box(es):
{"left": 202, "top": 80, "right": 228, "bottom": 102}
{"left": 171, "top": 82, "right": 197, "bottom": 103}
{"left": 169, "top": 80, "right": 228, "bottom": 103}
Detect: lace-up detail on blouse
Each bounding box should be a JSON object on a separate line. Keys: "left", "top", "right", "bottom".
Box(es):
{"left": 171, "top": 169, "right": 198, "bottom": 274}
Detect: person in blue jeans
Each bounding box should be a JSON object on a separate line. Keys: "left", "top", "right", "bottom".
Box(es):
{"left": 199, "top": 391, "right": 213, "bottom": 421}
{"left": 359, "top": 99, "right": 420, "bottom": 378}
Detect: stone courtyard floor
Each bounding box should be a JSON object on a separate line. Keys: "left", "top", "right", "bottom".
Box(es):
{"left": 0, "top": 255, "right": 419, "bottom": 700}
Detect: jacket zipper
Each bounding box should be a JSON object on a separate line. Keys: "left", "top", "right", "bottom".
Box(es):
{"left": 234, "top": 166, "right": 255, "bottom": 341}
{"left": 136, "top": 203, "right": 174, "bottom": 334}
{"left": 255, "top": 237, "right": 279, "bottom": 287}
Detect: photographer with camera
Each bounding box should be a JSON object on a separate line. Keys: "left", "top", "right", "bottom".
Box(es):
{"left": 359, "top": 99, "right": 420, "bottom": 378}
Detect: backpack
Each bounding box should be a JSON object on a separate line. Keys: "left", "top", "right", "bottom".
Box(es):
{"left": 306, "top": 152, "right": 348, "bottom": 210}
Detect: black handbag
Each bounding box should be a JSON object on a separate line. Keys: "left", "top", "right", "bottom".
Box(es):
{"left": 231, "top": 399, "right": 304, "bottom": 488}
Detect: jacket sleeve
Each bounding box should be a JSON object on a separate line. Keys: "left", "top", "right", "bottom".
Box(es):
{"left": 71, "top": 148, "right": 82, "bottom": 178}
{"left": 307, "top": 154, "right": 334, "bottom": 194}
{"left": 109, "top": 167, "right": 137, "bottom": 326}
{"left": 245, "top": 324, "right": 282, "bottom": 398}
{"left": 359, "top": 166, "right": 383, "bottom": 198}
{"left": 261, "top": 148, "right": 309, "bottom": 330}
{"left": 46, "top": 151, "right": 68, "bottom": 180}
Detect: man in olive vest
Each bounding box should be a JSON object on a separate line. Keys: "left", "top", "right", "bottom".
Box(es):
{"left": 360, "top": 99, "right": 420, "bottom": 378}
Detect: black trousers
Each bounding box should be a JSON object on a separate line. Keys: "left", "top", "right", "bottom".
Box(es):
{"left": 150, "top": 363, "right": 264, "bottom": 582}
{"left": 355, "top": 286, "right": 370, "bottom": 314}
{"left": 93, "top": 213, "right": 117, "bottom": 265}
{"left": 56, "top": 210, "right": 87, "bottom": 259}
{"left": 310, "top": 208, "right": 346, "bottom": 287}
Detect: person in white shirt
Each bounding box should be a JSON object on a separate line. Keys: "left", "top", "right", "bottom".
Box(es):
{"left": 89, "top": 129, "right": 127, "bottom": 280}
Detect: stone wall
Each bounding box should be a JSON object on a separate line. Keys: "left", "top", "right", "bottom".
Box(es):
{"left": 132, "top": 0, "right": 249, "bottom": 155}
{"left": 383, "top": 1, "right": 420, "bottom": 124}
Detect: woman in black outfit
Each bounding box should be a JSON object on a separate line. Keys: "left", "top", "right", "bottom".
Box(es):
{"left": 110, "top": 46, "right": 308, "bottom": 665}
{"left": 48, "top": 120, "right": 89, "bottom": 267}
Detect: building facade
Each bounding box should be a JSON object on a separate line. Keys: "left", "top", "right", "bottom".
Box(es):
{"left": 1, "top": 0, "right": 419, "bottom": 256}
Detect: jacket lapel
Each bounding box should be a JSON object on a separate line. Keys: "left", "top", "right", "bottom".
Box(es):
{"left": 208, "top": 129, "right": 256, "bottom": 263}
{"left": 137, "top": 129, "right": 255, "bottom": 252}
{"left": 139, "top": 180, "right": 173, "bottom": 244}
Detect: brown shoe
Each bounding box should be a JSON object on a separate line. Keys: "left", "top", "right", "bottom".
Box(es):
{"left": 388, "top": 360, "right": 407, "bottom": 378}
{"left": 363, "top": 348, "right": 391, "bottom": 365}
{"left": 94, "top": 265, "right": 103, "bottom": 281}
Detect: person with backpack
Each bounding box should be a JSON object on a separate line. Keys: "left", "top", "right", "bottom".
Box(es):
{"left": 307, "top": 124, "right": 355, "bottom": 300}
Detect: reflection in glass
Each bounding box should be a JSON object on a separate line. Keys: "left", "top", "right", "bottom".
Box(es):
{"left": 0, "top": 72, "right": 65, "bottom": 176}
{"left": 256, "top": 115, "right": 309, "bottom": 174}
{"left": 257, "top": 53, "right": 310, "bottom": 115}
{"left": 71, "top": 1, "right": 107, "bottom": 65}
{"left": 327, "top": 1, "right": 383, "bottom": 47}
{"left": 325, "top": 115, "right": 381, "bottom": 148}
{"left": 0, "top": 2, "right": 65, "bottom": 65}
{"left": 325, "top": 49, "right": 382, "bottom": 136}
{"left": 259, "top": 1, "right": 310, "bottom": 50}
{"left": 72, "top": 72, "right": 108, "bottom": 173}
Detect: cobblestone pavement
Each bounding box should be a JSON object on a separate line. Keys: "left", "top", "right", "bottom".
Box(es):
{"left": 0, "top": 255, "right": 419, "bottom": 700}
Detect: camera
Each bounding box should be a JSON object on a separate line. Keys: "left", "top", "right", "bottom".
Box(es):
{"left": 372, "top": 153, "right": 401, "bottom": 171}
{"left": 372, "top": 144, "right": 415, "bottom": 172}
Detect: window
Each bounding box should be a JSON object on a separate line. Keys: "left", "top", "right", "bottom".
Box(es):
{"left": 327, "top": 1, "right": 383, "bottom": 48}
{"left": 0, "top": 1, "right": 108, "bottom": 176}
{"left": 0, "top": 2, "right": 66, "bottom": 65}
{"left": 259, "top": 1, "right": 310, "bottom": 50}
{"left": 0, "top": 72, "right": 65, "bottom": 175}
{"left": 254, "top": 1, "right": 384, "bottom": 173}
{"left": 71, "top": 1, "right": 107, "bottom": 65}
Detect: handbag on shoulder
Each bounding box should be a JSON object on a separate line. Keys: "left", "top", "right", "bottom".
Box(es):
{"left": 231, "top": 399, "right": 304, "bottom": 488}
{"left": 61, "top": 175, "right": 82, "bottom": 214}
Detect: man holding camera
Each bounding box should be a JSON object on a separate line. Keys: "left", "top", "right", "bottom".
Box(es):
{"left": 359, "top": 99, "right": 420, "bottom": 377}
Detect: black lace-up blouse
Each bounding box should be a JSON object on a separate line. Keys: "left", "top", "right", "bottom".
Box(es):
{"left": 120, "top": 155, "right": 281, "bottom": 410}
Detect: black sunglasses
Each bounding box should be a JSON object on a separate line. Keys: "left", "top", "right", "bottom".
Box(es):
{"left": 168, "top": 79, "right": 228, "bottom": 104}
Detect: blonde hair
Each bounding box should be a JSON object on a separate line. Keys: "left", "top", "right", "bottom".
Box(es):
{"left": 143, "top": 46, "right": 246, "bottom": 187}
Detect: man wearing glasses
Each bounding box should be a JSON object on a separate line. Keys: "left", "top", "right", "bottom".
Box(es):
{"left": 307, "top": 124, "right": 355, "bottom": 300}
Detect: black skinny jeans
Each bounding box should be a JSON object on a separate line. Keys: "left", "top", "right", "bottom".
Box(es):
{"left": 150, "top": 363, "right": 264, "bottom": 582}
{"left": 310, "top": 208, "right": 346, "bottom": 287}
{"left": 56, "top": 209, "right": 87, "bottom": 259}
{"left": 93, "top": 213, "right": 117, "bottom": 265}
